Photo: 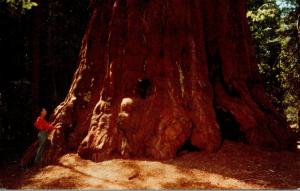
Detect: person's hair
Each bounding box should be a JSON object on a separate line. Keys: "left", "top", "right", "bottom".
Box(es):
{"left": 35, "top": 107, "right": 46, "bottom": 116}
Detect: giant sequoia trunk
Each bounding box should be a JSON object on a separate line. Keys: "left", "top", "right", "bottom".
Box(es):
{"left": 41, "top": 0, "right": 295, "bottom": 163}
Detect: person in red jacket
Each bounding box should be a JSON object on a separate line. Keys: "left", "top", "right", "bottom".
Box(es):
{"left": 34, "top": 108, "right": 53, "bottom": 164}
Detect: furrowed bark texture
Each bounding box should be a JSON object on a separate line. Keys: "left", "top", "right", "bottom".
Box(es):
{"left": 41, "top": 0, "right": 294, "bottom": 163}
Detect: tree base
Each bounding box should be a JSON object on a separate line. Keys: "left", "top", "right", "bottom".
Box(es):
{"left": 30, "top": 0, "right": 296, "bottom": 164}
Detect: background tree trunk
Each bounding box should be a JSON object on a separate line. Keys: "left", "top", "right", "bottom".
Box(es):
{"left": 40, "top": 0, "right": 295, "bottom": 163}
{"left": 30, "top": 0, "right": 42, "bottom": 117}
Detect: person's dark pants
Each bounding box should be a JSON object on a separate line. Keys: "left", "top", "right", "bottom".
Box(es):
{"left": 34, "top": 131, "right": 48, "bottom": 164}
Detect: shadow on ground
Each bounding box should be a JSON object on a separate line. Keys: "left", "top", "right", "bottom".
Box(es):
{"left": 1, "top": 141, "right": 299, "bottom": 189}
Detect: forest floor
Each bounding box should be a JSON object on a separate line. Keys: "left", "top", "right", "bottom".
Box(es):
{"left": 0, "top": 141, "right": 300, "bottom": 189}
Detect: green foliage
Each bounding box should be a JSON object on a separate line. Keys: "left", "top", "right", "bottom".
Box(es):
{"left": 5, "top": 0, "right": 38, "bottom": 10}
{"left": 0, "top": 0, "right": 38, "bottom": 15}
{"left": 247, "top": 0, "right": 299, "bottom": 124}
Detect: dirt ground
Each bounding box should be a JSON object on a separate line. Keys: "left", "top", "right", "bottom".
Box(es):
{"left": 0, "top": 141, "right": 299, "bottom": 189}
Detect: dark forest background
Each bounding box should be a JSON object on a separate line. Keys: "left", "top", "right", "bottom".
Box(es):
{"left": 0, "top": 0, "right": 299, "bottom": 163}
{"left": 0, "top": 0, "right": 91, "bottom": 162}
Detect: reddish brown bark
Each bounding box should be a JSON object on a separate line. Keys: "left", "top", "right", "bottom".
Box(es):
{"left": 34, "top": 0, "right": 295, "bottom": 164}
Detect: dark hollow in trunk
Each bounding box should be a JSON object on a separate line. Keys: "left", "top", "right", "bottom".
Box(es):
{"left": 29, "top": 0, "right": 296, "bottom": 164}
{"left": 215, "top": 107, "right": 247, "bottom": 143}
{"left": 177, "top": 138, "right": 201, "bottom": 154}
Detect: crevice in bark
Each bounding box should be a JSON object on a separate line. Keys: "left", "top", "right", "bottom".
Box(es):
{"left": 177, "top": 138, "right": 201, "bottom": 155}
{"left": 208, "top": 47, "right": 246, "bottom": 144}
{"left": 136, "top": 77, "right": 151, "bottom": 99}
{"left": 215, "top": 106, "right": 247, "bottom": 143}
